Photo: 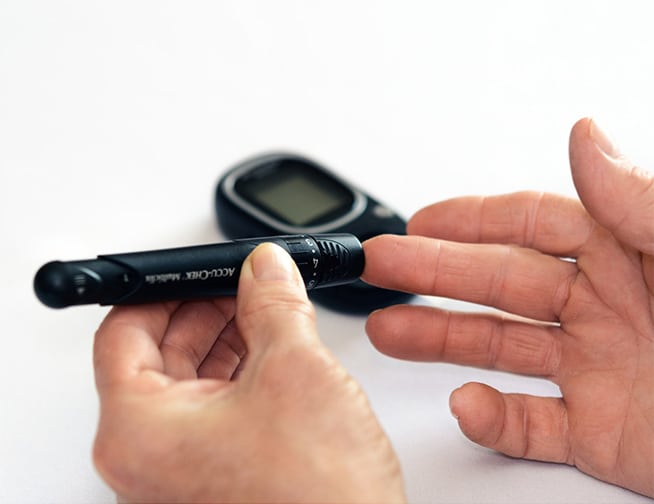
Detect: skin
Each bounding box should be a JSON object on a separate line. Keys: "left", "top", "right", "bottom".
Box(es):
{"left": 92, "top": 117, "right": 653, "bottom": 501}
{"left": 93, "top": 243, "right": 404, "bottom": 503}
{"left": 362, "top": 118, "right": 654, "bottom": 497}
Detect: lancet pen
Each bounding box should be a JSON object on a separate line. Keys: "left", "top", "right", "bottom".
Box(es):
{"left": 34, "top": 234, "right": 364, "bottom": 308}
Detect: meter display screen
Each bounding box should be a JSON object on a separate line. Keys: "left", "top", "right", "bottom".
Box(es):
{"left": 235, "top": 160, "right": 354, "bottom": 227}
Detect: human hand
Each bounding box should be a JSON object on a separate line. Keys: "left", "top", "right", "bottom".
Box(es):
{"left": 92, "top": 243, "right": 404, "bottom": 503}
{"left": 362, "top": 118, "right": 654, "bottom": 497}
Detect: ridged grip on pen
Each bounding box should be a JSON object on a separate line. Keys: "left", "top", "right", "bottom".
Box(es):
{"left": 315, "top": 235, "right": 364, "bottom": 285}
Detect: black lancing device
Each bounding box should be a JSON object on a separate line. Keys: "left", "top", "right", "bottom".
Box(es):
{"left": 34, "top": 234, "right": 363, "bottom": 309}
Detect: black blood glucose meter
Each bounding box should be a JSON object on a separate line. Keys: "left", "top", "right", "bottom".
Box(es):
{"left": 215, "top": 152, "right": 413, "bottom": 313}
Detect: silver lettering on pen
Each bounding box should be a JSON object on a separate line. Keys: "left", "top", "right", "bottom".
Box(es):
{"left": 144, "top": 268, "right": 236, "bottom": 285}
{"left": 185, "top": 267, "right": 236, "bottom": 281}
{"left": 145, "top": 273, "right": 182, "bottom": 284}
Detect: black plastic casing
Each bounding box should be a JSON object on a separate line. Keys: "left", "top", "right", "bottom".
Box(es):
{"left": 215, "top": 152, "right": 413, "bottom": 313}
{"left": 34, "top": 234, "right": 364, "bottom": 309}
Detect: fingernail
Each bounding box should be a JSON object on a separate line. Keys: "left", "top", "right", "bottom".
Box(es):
{"left": 589, "top": 118, "right": 621, "bottom": 159}
{"left": 250, "top": 243, "right": 295, "bottom": 282}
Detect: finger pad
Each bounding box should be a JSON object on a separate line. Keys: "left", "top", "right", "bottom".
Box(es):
{"left": 450, "top": 382, "right": 504, "bottom": 444}
{"left": 407, "top": 198, "right": 482, "bottom": 240}
{"left": 366, "top": 305, "right": 448, "bottom": 360}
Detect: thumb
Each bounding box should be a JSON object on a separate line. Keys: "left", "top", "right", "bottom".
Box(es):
{"left": 236, "top": 242, "right": 320, "bottom": 359}
{"left": 569, "top": 117, "right": 654, "bottom": 255}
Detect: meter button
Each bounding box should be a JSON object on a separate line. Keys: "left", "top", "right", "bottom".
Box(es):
{"left": 372, "top": 205, "right": 395, "bottom": 218}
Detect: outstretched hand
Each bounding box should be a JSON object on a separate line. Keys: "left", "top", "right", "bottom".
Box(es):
{"left": 363, "top": 118, "right": 654, "bottom": 497}
{"left": 92, "top": 243, "right": 404, "bottom": 503}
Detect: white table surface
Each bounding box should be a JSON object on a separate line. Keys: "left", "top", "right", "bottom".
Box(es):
{"left": 1, "top": 2, "right": 653, "bottom": 502}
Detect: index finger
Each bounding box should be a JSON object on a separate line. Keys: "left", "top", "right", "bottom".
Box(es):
{"left": 362, "top": 234, "right": 577, "bottom": 322}
{"left": 93, "top": 302, "right": 179, "bottom": 392}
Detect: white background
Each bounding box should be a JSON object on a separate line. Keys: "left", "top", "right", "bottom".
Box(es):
{"left": 1, "top": 1, "right": 653, "bottom": 502}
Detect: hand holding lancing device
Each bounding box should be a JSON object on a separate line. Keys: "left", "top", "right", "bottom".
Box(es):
{"left": 92, "top": 243, "right": 404, "bottom": 503}
{"left": 92, "top": 118, "right": 653, "bottom": 501}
